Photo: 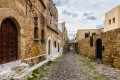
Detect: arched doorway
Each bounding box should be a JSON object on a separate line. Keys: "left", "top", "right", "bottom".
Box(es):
{"left": 0, "top": 18, "right": 18, "bottom": 64}
{"left": 96, "top": 39, "right": 102, "bottom": 60}
{"left": 48, "top": 40, "right": 51, "bottom": 55}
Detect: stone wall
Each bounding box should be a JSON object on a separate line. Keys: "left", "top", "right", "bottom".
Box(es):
{"left": 0, "top": 0, "right": 64, "bottom": 79}
{"left": 78, "top": 28, "right": 120, "bottom": 69}
{"left": 76, "top": 29, "right": 103, "bottom": 42}
{"left": 0, "top": 0, "right": 58, "bottom": 67}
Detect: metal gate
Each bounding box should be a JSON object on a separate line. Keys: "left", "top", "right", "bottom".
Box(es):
{"left": 0, "top": 18, "right": 18, "bottom": 64}
{"left": 96, "top": 39, "right": 102, "bottom": 60}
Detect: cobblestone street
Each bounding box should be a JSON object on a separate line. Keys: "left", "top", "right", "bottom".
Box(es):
{"left": 29, "top": 49, "right": 120, "bottom": 80}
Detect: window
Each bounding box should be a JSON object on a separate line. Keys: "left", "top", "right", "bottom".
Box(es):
{"left": 113, "top": 18, "right": 115, "bottom": 23}
{"left": 41, "top": 30, "right": 45, "bottom": 42}
{"left": 50, "top": 14, "right": 52, "bottom": 24}
{"left": 109, "top": 20, "right": 111, "bottom": 25}
{"left": 56, "top": 25, "right": 57, "bottom": 31}
{"left": 34, "top": 17, "right": 38, "bottom": 27}
{"left": 92, "top": 33, "right": 96, "bottom": 36}
{"left": 54, "top": 41, "right": 56, "bottom": 48}
{"left": 85, "top": 33, "right": 89, "bottom": 38}
{"left": 34, "top": 27, "right": 39, "bottom": 39}
{"left": 50, "top": 19, "right": 52, "bottom": 24}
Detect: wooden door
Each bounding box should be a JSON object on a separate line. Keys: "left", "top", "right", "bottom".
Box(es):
{"left": 48, "top": 40, "right": 51, "bottom": 55}
{"left": 58, "top": 43, "right": 60, "bottom": 52}
{"left": 96, "top": 39, "right": 102, "bottom": 60}
{"left": 0, "top": 19, "right": 18, "bottom": 64}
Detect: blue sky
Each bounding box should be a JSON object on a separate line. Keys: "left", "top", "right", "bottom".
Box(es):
{"left": 53, "top": 0, "right": 120, "bottom": 39}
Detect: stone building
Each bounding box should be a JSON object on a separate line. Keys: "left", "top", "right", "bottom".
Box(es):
{"left": 58, "top": 22, "right": 69, "bottom": 52}
{"left": 58, "top": 28, "right": 63, "bottom": 53}
{"left": 0, "top": 0, "right": 63, "bottom": 79}
{"left": 69, "top": 39, "right": 75, "bottom": 48}
{"left": 73, "top": 34, "right": 77, "bottom": 43}
{"left": 45, "top": 0, "right": 61, "bottom": 60}
{"left": 75, "top": 29, "right": 103, "bottom": 42}
{"left": 77, "top": 5, "right": 120, "bottom": 70}
{"left": 78, "top": 28, "right": 120, "bottom": 69}
{"left": 104, "top": 5, "right": 120, "bottom": 32}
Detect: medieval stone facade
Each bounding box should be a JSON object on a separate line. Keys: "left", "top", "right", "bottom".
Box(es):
{"left": 58, "top": 22, "right": 69, "bottom": 53}
{"left": 0, "top": 0, "right": 64, "bottom": 79}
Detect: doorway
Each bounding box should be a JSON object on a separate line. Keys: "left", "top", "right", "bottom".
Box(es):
{"left": 58, "top": 43, "right": 60, "bottom": 52}
{"left": 0, "top": 18, "right": 18, "bottom": 64}
{"left": 96, "top": 39, "right": 102, "bottom": 60}
{"left": 48, "top": 40, "right": 51, "bottom": 55}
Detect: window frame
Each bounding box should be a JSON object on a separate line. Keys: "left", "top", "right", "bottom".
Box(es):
{"left": 85, "top": 33, "right": 89, "bottom": 38}
{"left": 109, "top": 19, "right": 111, "bottom": 25}
{"left": 113, "top": 17, "right": 115, "bottom": 23}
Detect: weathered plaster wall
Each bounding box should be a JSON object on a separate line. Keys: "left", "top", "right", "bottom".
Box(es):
{"left": 78, "top": 28, "right": 120, "bottom": 69}
{"left": 104, "top": 5, "right": 120, "bottom": 32}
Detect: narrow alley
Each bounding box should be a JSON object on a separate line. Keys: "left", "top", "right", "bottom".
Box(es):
{"left": 28, "top": 49, "right": 120, "bottom": 80}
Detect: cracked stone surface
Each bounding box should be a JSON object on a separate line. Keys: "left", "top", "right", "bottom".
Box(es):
{"left": 33, "top": 49, "right": 120, "bottom": 80}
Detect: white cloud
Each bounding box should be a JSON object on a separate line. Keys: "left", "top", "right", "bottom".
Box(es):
{"left": 53, "top": 0, "right": 120, "bottom": 39}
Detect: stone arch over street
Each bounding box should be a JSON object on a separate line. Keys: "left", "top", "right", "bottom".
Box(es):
{"left": 96, "top": 38, "right": 102, "bottom": 60}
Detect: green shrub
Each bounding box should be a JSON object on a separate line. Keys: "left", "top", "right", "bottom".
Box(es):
{"left": 32, "top": 73, "right": 37, "bottom": 78}
{"left": 46, "top": 61, "right": 54, "bottom": 66}
{"left": 33, "top": 68, "right": 39, "bottom": 74}
{"left": 27, "top": 77, "right": 35, "bottom": 80}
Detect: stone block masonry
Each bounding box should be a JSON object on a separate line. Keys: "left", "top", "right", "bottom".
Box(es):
{"left": 78, "top": 28, "right": 120, "bottom": 69}
{"left": 0, "top": 0, "right": 65, "bottom": 79}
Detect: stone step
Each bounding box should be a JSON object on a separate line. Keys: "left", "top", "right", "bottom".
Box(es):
{"left": 0, "top": 69, "right": 16, "bottom": 80}
{"left": 12, "top": 60, "right": 49, "bottom": 80}
{"left": 0, "top": 63, "right": 29, "bottom": 80}
{"left": 12, "top": 69, "right": 32, "bottom": 80}
{"left": 12, "top": 63, "right": 29, "bottom": 73}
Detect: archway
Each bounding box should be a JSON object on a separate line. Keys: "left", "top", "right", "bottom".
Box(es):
{"left": 0, "top": 18, "right": 18, "bottom": 64}
{"left": 96, "top": 39, "right": 102, "bottom": 60}
{"left": 48, "top": 40, "right": 51, "bottom": 55}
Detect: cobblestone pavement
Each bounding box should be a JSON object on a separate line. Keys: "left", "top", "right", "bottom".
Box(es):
{"left": 31, "top": 49, "right": 120, "bottom": 80}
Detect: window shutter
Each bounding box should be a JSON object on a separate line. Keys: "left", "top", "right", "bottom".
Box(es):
{"left": 90, "top": 36, "right": 93, "bottom": 46}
